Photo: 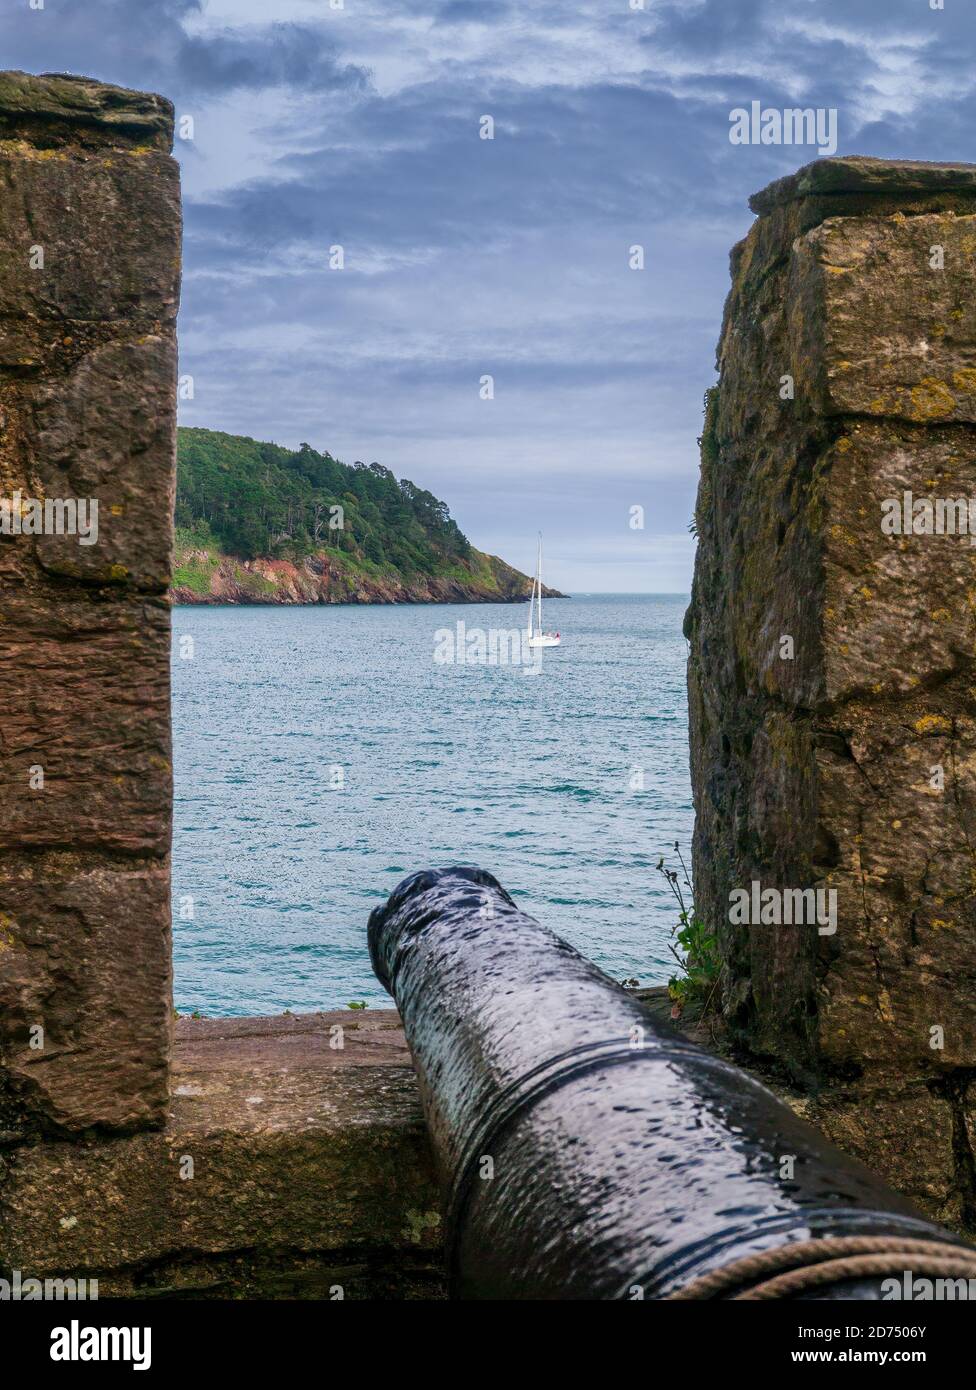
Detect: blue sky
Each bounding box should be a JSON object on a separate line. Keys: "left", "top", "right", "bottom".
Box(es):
{"left": 4, "top": 0, "right": 975, "bottom": 590}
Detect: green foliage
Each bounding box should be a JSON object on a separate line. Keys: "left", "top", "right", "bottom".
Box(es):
{"left": 176, "top": 427, "right": 472, "bottom": 574}
{"left": 172, "top": 525, "right": 219, "bottom": 594}
{"left": 698, "top": 386, "right": 720, "bottom": 470}
{"left": 656, "top": 842, "right": 720, "bottom": 1016}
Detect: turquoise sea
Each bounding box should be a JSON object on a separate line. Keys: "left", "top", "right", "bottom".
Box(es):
{"left": 171, "top": 594, "right": 693, "bottom": 1015}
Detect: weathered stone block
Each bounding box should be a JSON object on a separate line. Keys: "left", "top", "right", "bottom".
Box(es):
{"left": 0, "top": 147, "right": 180, "bottom": 328}
{"left": 0, "top": 591, "right": 171, "bottom": 856}
{"left": 30, "top": 338, "right": 177, "bottom": 587}
{"left": 803, "top": 214, "right": 976, "bottom": 425}
{"left": 809, "top": 1082, "right": 965, "bottom": 1228}
{"left": 0, "top": 859, "right": 171, "bottom": 1133}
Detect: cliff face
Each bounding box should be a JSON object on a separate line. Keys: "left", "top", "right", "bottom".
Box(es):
{"left": 172, "top": 541, "right": 562, "bottom": 605}
{"left": 686, "top": 156, "right": 976, "bottom": 1228}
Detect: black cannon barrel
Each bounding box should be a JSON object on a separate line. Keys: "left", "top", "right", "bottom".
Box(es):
{"left": 369, "top": 866, "right": 976, "bottom": 1300}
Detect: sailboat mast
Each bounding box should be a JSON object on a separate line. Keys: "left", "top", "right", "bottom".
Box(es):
{"left": 536, "top": 533, "right": 543, "bottom": 633}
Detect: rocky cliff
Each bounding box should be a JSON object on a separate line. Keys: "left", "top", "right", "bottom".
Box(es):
{"left": 172, "top": 538, "right": 561, "bottom": 605}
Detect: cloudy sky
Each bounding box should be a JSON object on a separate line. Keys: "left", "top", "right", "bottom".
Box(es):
{"left": 4, "top": 0, "right": 975, "bottom": 590}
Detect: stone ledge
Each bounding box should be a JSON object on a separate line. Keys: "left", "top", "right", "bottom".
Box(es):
{"left": 0, "top": 71, "right": 173, "bottom": 150}
{"left": 0, "top": 1011, "right": 446, "bottom": 1299}
{"left": 750, "top": 155, "right": 976, "bottom": 215}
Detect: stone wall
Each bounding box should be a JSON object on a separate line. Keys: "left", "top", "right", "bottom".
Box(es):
{"left": 0, "top": 72, "right": 179, "bottom": 1137}
{"left": 687, "top": 156, "right": 976, "bottom": 1230}
{"left": 0, "top": 1011, "right": 444, "bottom": 1298}
{"left": 0, "top": 73, "right": 444, "bottom": 1299}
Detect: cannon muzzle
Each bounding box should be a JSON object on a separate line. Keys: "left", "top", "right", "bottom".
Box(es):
{"left": 369, "top": 866, "right": 976, "bottom": 1299}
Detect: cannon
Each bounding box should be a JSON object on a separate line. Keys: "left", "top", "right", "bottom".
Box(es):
{"left": 369, "top": 866, "right": 976, "bottom": 1300}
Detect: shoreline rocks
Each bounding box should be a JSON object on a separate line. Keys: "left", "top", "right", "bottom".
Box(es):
{"left": 172, "top": 546, "right": 566, "bottom": 606}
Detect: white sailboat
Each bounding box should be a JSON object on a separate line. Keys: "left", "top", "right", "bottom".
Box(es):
{"left": 526, "top": 533, "right": 561, "bottom": 648}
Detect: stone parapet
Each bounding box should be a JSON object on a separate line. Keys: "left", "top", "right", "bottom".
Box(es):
{"left": 0, "top": 1012, "right": 444, "bottom": 1298}
{"left": 0, "top": 72, "right": 179, "bottom": 1136}
{"left": 687, "top": 156, "right": 976, "bottom": 1228}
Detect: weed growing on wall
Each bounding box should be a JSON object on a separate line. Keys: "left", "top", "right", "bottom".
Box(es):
{"left": 656, "top": 842, "right": 720, "bottom": 1019}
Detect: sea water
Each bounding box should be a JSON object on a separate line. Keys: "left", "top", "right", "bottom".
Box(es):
{"left": 171, "top": 594, "right": 692, "bottom": 1015}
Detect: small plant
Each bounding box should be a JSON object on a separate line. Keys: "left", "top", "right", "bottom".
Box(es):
{"left": 346, "top": 1000, "right": 367, "bottom": 1010}
{"left": 656, "top": 842, "right": 720, "bottom": 1019}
